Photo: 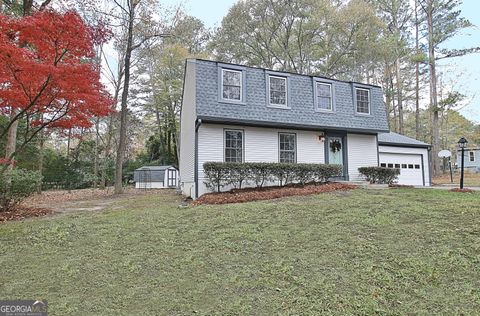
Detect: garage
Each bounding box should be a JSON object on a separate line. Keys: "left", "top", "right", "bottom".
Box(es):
{"left": 378, "top": 132, "right": 431, "bottom": 186}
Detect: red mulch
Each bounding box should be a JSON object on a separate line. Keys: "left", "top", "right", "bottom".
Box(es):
{"left": 0, "top": 207, "right": 53, "bottom": 223}
{"left": 449, "top": 188, "right": 475, "bottom": 193}
{"left": 193, "top": 182, "right": 357, "bottom": 205}
{"left": 389, "top": 184, "right": 415, "bottom": 188}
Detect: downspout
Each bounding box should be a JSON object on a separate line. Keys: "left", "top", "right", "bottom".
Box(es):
{"left": 194, "top": 119, "right": 202, "bottom": 199}
{"left": 428, "top": 147, "right": 432, "bottom": 186}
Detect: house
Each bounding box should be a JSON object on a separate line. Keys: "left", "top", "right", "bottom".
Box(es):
{"left": 133, "top": 165, "right": 178, "bottom": 189}
{"left": 456, "top": 146, "right": 480, "bottom": 171}
{"left": 179, "top": 59, "right": 431, "bottom": 198}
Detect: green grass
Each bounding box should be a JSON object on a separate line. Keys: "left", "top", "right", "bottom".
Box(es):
{"left": 1, "top": 189, "right": 479, "bottom": 315}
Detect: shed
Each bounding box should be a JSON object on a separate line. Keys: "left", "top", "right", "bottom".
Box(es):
{"left": 378, "top": 132, "right": 431, "bottom": 186}
{"left": 133, "top": 165, "right": 178, "bottom": 189}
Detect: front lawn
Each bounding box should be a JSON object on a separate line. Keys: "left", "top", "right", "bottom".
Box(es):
{"left": 434, "top": 171, "right": 480, "bottom": 186}
{"left": 0, "top": 189, "right": 479, "bottom": 314}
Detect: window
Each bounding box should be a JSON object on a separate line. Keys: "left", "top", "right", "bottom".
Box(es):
{"left": 395, "top": 164, "right": 400, "bottom": 168}
{"left": 269, "top": 76, "right": 287, "bottom": 106}
{"left": 355, "top": 88, "right": 370, "bottom": 114}
{"left": 469, "top": 151, "right": 475, "bottom": 162}
{"left": 380, "top": 163, "right": 386, "bottom": 167}
{"left": 316, "top": 82, "right": 332, "bottom": 111}
{"left": 388, "top": 163, "right": 394, "bottom": 168}
{"left": 401, "top": 164, "right": 407, "bottom": 169}
{"left": 222, "top": 69, "right": 242, "bottom": 101}
{"left": 415, "top": 164, "right": 420, "bottom": 169}
{"left": 408, "top": 164, "right": 414, "bottom": 169}
{"left": 224, "top": 130, "right": 243, "bottom": 162}
{"left": 279, "top": 133, "right": 296, "bottom": 163}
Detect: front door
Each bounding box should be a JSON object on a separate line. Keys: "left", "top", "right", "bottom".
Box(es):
{"left": 328, "top": 136, "right": 344, "bottom": 176}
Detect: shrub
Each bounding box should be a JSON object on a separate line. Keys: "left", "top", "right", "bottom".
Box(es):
{"left": 250, "top": 163, "right": 273, "bottom": 188}
{"left": 0, "top": 168, "right": 42, "bottom": 211}
{"left": 203, "top": 162, "right": 230, "bottom": 192}
{"left": 203, "top": 162, "right": 343, "bottom": 192}
{"left": 358, "top": 166, "right": 400, "bottom": 184}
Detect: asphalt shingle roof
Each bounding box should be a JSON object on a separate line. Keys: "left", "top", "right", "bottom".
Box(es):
{"left": 378, "top": 132, "right": 430, "bottom": 147}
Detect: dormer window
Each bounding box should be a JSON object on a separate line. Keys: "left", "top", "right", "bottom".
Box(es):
{"left": 316, "top": 82, "right": 333, "bottom": 111}
{"left": 222, "top": 69, "right": 242, "bottom": 101}
{"left": 269, "top": 76, "right": 287, "bottom": 107}
{"left": 355, "top": 88, "right": 370, "bottom": 114}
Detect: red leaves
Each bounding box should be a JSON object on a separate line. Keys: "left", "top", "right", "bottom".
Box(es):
{"left": 0, "top": 10, "right": 113, "bottom": 130}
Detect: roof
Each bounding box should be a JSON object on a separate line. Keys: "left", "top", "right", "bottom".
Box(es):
{"left": 190, "top": 59, "right": 390, "bottom": 133}
{"left": 378, "top": 132, "right": 430, "bottom": 148}
{"left": 134, "top": 165, "right": 175, "bottom": 171}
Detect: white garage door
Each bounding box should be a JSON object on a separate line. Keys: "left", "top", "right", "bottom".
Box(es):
{"left": 379, "top": 152, "right": 424, "bottom": 186}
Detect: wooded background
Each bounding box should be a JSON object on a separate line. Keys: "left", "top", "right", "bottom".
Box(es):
{"left": 1, "top": 0, "right": 479, "bottom": 193}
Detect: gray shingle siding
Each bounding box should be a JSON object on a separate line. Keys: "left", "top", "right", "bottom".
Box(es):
{"left": 194, "top": 59, "right": 389, "bottom": 132}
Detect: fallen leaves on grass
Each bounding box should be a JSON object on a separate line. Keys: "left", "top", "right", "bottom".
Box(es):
{"left": 449, "top": 188, "right": 475, "bottom": 193}
{"left": 194, "top": 182, "right": 357, "bottom": 205}
{"left": 0, "top": 207, "right": 53, "bottom": 223}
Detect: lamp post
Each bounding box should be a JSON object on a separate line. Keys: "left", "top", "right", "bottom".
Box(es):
{"left": 458, "top": 137, "right": 468, "bottom": 189}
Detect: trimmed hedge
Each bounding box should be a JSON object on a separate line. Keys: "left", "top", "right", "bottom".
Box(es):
{"left": 358, "top": 166, "right": 400, "bottom": 184}
{"left": 203, "top": 162, "right": 342, "bottom": 192}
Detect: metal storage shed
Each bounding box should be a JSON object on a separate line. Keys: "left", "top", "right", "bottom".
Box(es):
{"left": 133, "top": 166, "right": 178, "bottom": 189}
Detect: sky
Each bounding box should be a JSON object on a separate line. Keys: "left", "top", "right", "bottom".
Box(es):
{"left": 160, "top": 0, "right": 480, "bottom": 122}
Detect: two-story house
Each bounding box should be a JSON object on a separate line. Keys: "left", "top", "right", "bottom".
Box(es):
{"left": 180, "top": 59, "right": 431, "bottom": 198}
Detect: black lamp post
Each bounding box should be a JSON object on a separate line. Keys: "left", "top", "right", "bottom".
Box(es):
{"left": 458, "top": 137, "right": 468, "bottom": 189}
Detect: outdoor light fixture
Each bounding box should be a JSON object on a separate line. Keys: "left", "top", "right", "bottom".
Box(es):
{"left": 458, "top": 137, "right": 468, "bottom": 189}
{"left": 318, "top": 133, "right": 325, "bottom": 142}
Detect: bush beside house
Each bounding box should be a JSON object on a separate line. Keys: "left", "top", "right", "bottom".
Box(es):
{"left": 358, "top": 167, "right": 400, "bottom": 184}
{"left": 203, "top": 162, "right": 342, "bottom": 193}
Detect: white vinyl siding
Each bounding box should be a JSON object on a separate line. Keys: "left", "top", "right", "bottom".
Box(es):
{"left": 355, "top": 88, "right": 370, "bottom": 114}
{"left": 179, "top": 60, "right": 196, "bottom": 197}
{"left": 221, "top": 69, "right": 242, "bottom": 101}
{"left": 316, "top": 82, "right": 333, "bottom": 111}
{"left": 347, "top": 133, "right": 378, "bottom": 181}
{"left": 269, "top": 76, "right": 287, "bottom": 107}
{"left": 197, "top": 124, "right": 325, "bottom": 196}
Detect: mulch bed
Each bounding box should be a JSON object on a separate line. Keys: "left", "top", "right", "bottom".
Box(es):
{"left": 389, "top": 184, "right": 415, "bottom": 188}
{"left": 0, "top": 207, "right": 53, "bottom": 223}
{"left": 193, "top": 182, "right": 357, "bottom": 205}
{"left": 449, "top": 188, "right": 475, "bottom": 193}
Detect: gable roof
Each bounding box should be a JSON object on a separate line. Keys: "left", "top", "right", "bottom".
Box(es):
{"left": 378, "top": 132, "right": 430, "bottom": 148}
{"left": 134, "top": 165, "right": 176, "bottom": 171}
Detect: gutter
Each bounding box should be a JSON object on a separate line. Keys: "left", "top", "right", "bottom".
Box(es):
{"left": 194, "top": 118, "right": 202, "bottom": 199}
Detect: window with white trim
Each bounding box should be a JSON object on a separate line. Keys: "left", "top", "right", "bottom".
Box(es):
{"left": 224, "top": 130, "right": 243, "bottom": 162}
{"left": 222, "top": 69, "right": 242, "bottom": 101}
{"left": 269, "top": 76, "right": 287, "bottom": 106}
{"left": 469, "top": 151, "right": 475, "bottom": 162}
{"left": 316, "top": 82, "right": 332, "bottom": 111}
{"left": 355, "top": 88, "right": 370, "bottom": 114}
{"left": 279, "top": 133, "right": 296, "bottom": 163}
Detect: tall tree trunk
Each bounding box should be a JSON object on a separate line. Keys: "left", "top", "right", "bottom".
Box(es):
{"left": 36, "top": 132, "right": 44, "bottom": 193}
{"left": 114, "top": 1, "right": 135, "bottom": 195}
{"left": 427, "top": 0, "right": 440, "bottom": 176}
{"left": 100, "top": 114, "right": 114, "bottom": 190}
{"left": 4, "top": 112, "right": 18, "bottom": 171}
{"left": 415, "top": 0, "right": 421, "bottom": 139}
{"left": 395, "top": 58, "right": 404, "bottom": 134}
{"left": 93, "top": 117, "right": 100, "bottom": 188}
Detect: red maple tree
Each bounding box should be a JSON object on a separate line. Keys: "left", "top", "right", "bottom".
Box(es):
{"left": 0, "top": 10, "right": 113, "bottom": 160}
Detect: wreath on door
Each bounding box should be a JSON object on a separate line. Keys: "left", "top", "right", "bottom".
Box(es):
{"left": 330, "top": 139, "right": 342, "bottom": 153}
